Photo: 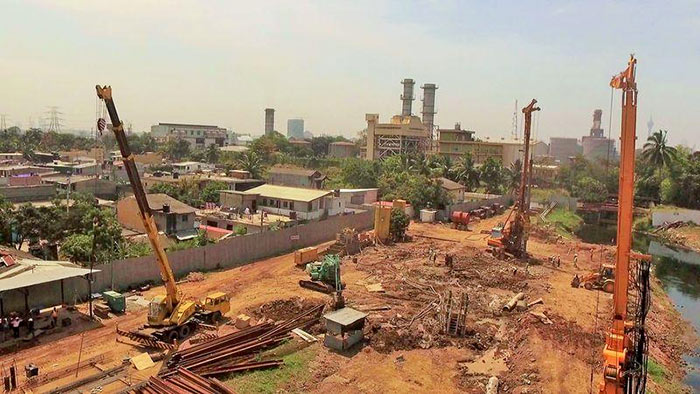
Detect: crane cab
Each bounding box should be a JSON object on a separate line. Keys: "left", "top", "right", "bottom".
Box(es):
{"left": 147, "top": 295, "right": 170, "bottom": 326}
{"left": 202, "top": 292, "right": 230, "bottom": 320}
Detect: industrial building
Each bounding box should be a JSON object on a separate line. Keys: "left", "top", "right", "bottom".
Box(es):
{"left": 287, "top": 118, "right": 304, "bottom": 139}
{"left": 328, "top": 141, "right": 357, "bottom": 158}
{"left": 582, "top": 109, "right": 617, "bottom": 161}
{"left": 437, "top": 123, "right": 523, "bottom": 165}
{"left": 549, "top": 137, "right": 581, "bottom": 162}
{"left": 150, "top": 123, "right": 228, "bottom": 148}
{"left": 363, "top": 79, "right": 432, "bottom": 160}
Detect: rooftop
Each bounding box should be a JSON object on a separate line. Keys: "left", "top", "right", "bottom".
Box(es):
{"left": 329, "top": 141, "right": 356, "bottom": 146}
{"left": 437, "top": 177, "right": 465, "bottom": 191}
{"left": 269, "top": 166, "right": 321, "bottom": 177}
{"left": 120, "top": 193, "right": 196, "bottom": 214}
{"left": 157, "top": 122, "right": 223, "bottom": 129}
{"left": 0, "top": 258, "right": 99, "bottom": 293}
{"left": 235, "top": 184, "right": 332, "bottom": 202}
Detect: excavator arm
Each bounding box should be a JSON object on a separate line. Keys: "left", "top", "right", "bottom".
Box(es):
{"left": 96, "top": 86, "right": 179, "bottom": 313}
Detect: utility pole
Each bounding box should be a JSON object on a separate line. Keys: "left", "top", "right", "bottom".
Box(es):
{"left": 0, "top": 114, "right": 7, "bottom": 132}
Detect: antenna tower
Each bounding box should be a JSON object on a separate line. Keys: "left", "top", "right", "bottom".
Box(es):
{"left": 511, "top": 100, "right": 519, "bottom": 139}
{"left": 0, "top": 114, "right": 7, "bottom": 132}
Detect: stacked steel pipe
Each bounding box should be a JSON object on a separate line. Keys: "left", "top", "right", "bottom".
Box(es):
{"left": 134, "top": 368, "right": 233, "bottom": 394}
{"left": 163, "top": 304, "right": 324, "bottom": 377}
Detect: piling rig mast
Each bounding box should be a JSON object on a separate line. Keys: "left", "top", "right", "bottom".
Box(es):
{"left": 598, "top": 55, "right": 651, "bottom": 394}
{"left": 488, "top": 99, "right": 539, "bottom": 258}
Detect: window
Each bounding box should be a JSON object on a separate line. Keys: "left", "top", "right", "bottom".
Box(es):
{"left": 207, "top": 220, "right": 217, "bottom": 227}
{"left": 182, "top": 215, "right": 188, "bottom": 222}
{"left": 282, "top": 201, "right": 288, "bottom": 208}
{"left": 308, "top": 202, "right": 312, "bottom": 211}
{"left": 262, "top": 198, "right": 267, "bottom": 206}
{"left": 226, "top": 224, "right": 233, "bottom": 230}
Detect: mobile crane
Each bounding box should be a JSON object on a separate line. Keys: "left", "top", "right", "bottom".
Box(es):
{"left": 487, "top": 99, "right": 539, "bottom": 258}
{"left": 598, "top": 56, "right": 651, "bottom": 394}
{"left": 96, "top": 86, "right": 229, "bottom": 343}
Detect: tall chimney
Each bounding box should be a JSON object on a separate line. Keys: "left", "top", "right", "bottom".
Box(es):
{"left": 400, "top": 79, "right": 415, "bottom": 116}
{"left": 421, "top": 83, "right": 438, "bottom": 139}
{"left": 264, "top": 108, "right": 275, "bottom": 135}
{"left": 590, "top": 109, "right": 603, "bottom": 137}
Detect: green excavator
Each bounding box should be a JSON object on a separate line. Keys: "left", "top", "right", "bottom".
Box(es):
{"left": 299, "top": 254, "right": 345, "bottom": 308}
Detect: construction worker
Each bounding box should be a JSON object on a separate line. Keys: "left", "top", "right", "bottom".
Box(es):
{"left": 556, "top": 255, "right": 561, "bottom": 267}
{"left": 573, "top": 252, "right": 579, "bottom": 269}
{"left": 11, "top": 316, "right": 20, "bottom": 338}
{"left": 571, "top": 274, "right": 581, "bottom": 288}
{"left": 51, "top": 307, "right": 58, "bottom": 328}
{"left": 26, "top": 315, "right": 34, "bottom": 338}
{"left": 590, "top": 249, "right": 594, "bottom": 262}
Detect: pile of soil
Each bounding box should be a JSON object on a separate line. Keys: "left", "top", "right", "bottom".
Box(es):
{"left": 248, "top": 297, "right": 323, "bottom": 322}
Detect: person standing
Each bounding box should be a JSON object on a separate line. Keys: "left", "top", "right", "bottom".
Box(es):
{"left": 573, "top": 252, "right": 579, "bottom": 269}
{"left": 11, "top": 316, "right": 20, "bottom": 338}
{"left": 51, "top": 307, "right": 58, "bottom": 328}
{"left": 26, "top": 315, "right": 34, "bottom": 338}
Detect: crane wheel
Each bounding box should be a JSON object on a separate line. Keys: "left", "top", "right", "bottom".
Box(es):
{"left": 178, "top": 325, "right": 191, "bottom": 339}
{"left": 584, "top": 282, "right": 593, "bottom": 290}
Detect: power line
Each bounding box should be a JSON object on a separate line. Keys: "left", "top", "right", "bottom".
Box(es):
{"left": 46, "top": 106, "right": 64, "bottom": 133}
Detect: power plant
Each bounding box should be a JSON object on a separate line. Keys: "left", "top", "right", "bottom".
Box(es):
{"left": 400, "top": 78, "right": 415, "bottom": 116}
{"left": 421, "top": 83, "right": 438, "bottom": 142}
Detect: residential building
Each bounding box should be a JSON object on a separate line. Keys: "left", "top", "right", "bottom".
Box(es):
{"left": 531, "top": 141, "right": 550, "bottom": 158}
{"left": 289, "top": 139, "right": 312, "bottom": 150}
{"left": 287, "top": 119, "right": 304, "bottom": 139}
{"left": 0, "top": 152, "right": 24, "bottom": 163}
{"left": 549, "top": 137, "right": 581, "bottom": 162}
{"left": 219, "top": 184, "right": 344, "bottom": 220}
{"left": 337, "top": 188, "right": 379, "bottom": 206}
{"left": 117, "top": 193, "right": 197, "bottom": 239}
{"left": 172, "top": 161, "right": 215, "bottom": 174}
{"left": 437, "top": 124, "right": 524, "bottom": 165}
{"left": 437, "top": 177, "right": 466, "bottom": 203}
{"left": 220, "top": 145, "right": 249, "bottom": 154}
{"left": 0, "top": 165, "right": 53, "bottom": 178}
{"left": 133, "top": 152, "right": 165, "bottom": 167}
{"left": 42, "top": 175, "right": 117, "bottom": 199}
{"left": 108, "top": 160, "right": 146, "bottom": 182}
{"left": 268, "top": 165, "right": 326, "bottom": 189}
{"left": 142, "top": 173, "right": 264, "bottom": 193}
{"left": 150, "top": 123, "right": 228, "bottom": 149}
{"left": 44, "top": 160, "right": 99, "bottom": 176}
{"left": 328, "top": 141, "right": 357, "bottom": 158}
{"left": 59, "top": 148, "right": 105, "bottom": 163}
{"left": 0, "top": 184, "right": 56, "bottom": 203}
{"left": 364, "top": 114, "right": 430, "bottom": 160}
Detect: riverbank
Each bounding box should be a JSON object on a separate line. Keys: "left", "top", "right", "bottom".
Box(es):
{"left": 534, "top": 217, "right": 699, "bottom": 392}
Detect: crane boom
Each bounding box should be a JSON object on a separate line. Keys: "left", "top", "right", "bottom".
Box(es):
{"left": 599, "top": 55, "right": 646, "bottom": 394}
{"left": 96, "top": 85, "right": 179, "bottom": 311}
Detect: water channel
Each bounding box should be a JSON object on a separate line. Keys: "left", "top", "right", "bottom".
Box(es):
{"left": 577, "top": 225, "right": 700, "bottom": 389}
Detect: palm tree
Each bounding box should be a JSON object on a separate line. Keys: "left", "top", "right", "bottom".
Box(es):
{"left": 507, "top": 159, "right": 522, "bottom": 192}
{"left": 642, "top": 130, "right": 677, "bottom": 168}
{"left": 451, "top": 153, "right": 480, "bottom": 191}
{"left": 235, "top": 151, "right": 264, "bottom": 179}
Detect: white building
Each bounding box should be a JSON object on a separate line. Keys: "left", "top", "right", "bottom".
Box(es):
{"left": 172, "top": 161, "right": 215, "bottom": 174}
{"left": 150, "top": 123, "right": 228, "bottom": 149}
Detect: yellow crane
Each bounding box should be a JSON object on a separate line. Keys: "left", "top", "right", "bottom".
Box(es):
{"left": 96, "top": 86, "right": 229, "bottom": 343}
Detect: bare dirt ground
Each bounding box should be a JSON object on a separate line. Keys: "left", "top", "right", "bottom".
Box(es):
{"left": 0, "top": 215, "right": 694, "bottom": 393}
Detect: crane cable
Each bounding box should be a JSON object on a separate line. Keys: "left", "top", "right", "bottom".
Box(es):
{"left": 589, "top": 86, "right": 616, "bottom": 393}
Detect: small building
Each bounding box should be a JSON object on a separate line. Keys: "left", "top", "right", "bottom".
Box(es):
{"left": 0, "top": 152, "right": 24, "bottom": 163}
{"left": 117, "top": 193, "right": 197, "bottom": 239}
{"left": 0, "top": 165, "right": 53, "bottom": 179}
{"left": 437, "top": 124, "right": 524, "bottom": 165}
{"left": 42, "top": 175, "right": 117, "bottom": 200}
{"left": 532, "top": 164, "right": 559, "bottom": 187}
{"left": 268, "top": 166, "right": 326, "bottom": 189}
{"left": 60, "top": 148, "right": 105, "bottom": 163}
{"left": 437, "top": 177, "right": 466, "bottom": 203}
{"left": 8, "top": 174, "right": 41, "bottom": 187}
{"left": 133, "top": 152, "right": 164, "bottom": 166}
{"left": 328, "top": 141, "right": 357, "bottom": 158}
{"left": 288, "top": 139, "right": 312, "bottom": 150}
{"left": 337, "top": 188, "right": 379, "bottom": 206}
{"left": 172, "top": 161, "right": 215, "bottom": 174}
{"left": 142, "top": 173, "right": 264, "bottom": 193}
{"left": 150, "top": 123, "right": 228, "bottom": 148}
{"left": 549, "top": 137, "right": 582, "bottom": 163}
{"left": 219, "top": 184, "right": 343, "bottom": 220}
{"left": 220, "top": 145, "right": 249, "bottom": 154}
{"left": 44, "top": 160, "right": 99, "bottom": 176}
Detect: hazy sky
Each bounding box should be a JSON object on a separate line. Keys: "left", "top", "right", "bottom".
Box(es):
{"left": 2, "top": 1, "right": 699, "bottom": 146}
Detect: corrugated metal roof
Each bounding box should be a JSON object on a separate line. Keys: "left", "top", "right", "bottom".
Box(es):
{"left": 0, "top": 259, "right": 99, "bottom": 292}
{"left": 323, "top": 307, "right": 367, "bottom": 326}
{"left": 269, "top": 166, "right": 319, "bottom": 177}
{"left": 243, "top": 184, "right": 332, "bottom": 202}
{"left": 145, "top": 194, "right": 196, "bottom": 214}
{"left": 438, "top": 177, "right": 465, "bottom": 191}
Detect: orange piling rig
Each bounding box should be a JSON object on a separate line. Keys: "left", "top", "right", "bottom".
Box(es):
{"left": 599, "top": 55, "right": 649, "bottom": 394}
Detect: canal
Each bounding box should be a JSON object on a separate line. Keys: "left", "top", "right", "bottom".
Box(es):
{"left": 579, "top": 224, "right": 700, "bottom": 389}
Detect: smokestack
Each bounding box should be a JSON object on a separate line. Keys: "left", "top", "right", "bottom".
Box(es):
{"left": 421, "top": 83, "right": 438, "bottom": 139}
{"left": 265, "top": 108, "right": 275, "bottom": 135}
{"left": 590, "top": 109, "right": 603, "bottom": 137}
{"left": 400, "top": 79, "right": 415, "bottom": 116}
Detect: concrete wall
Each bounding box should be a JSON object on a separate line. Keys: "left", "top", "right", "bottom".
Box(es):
{"left": 652, "top": 207, "right": 700, "bottom": 227}
{"left": 0, "top": 210, "right": 374, "bottom": 313}
{"left": 0, "top": 184, "right": 56, "bottom": 202}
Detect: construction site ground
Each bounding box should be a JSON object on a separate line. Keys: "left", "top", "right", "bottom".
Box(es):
{"left": 1, "top": 212, "right": 696, "bottom": 393}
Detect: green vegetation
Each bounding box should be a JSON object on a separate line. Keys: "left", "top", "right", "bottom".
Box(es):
{"left": 167, "top": 230, "right": 212, "bottom": 252}
{"left": 226, "top": 345, "right": 317, "bottom": 394}
{"left": 389, "top": 207, "right": 410, "bottom": 240}
{"left": 544, "top": 208, "right": 583, "bottom": 237}
{"left": 647, "top": 357, "right": 667, "bottom": 383}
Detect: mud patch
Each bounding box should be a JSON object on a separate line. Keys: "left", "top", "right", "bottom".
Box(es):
{"left": 247, "top": 297, "right": 324, "bottom": 322}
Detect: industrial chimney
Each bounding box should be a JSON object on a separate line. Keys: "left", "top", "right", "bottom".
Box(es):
{"left": 421, "top": 83, "right": 438, "bottom": 139}
{"left": 400, "top": 79, "right": 415, "bottom": 116}
{"left": 590, "top": 109, "right": 604, "bottom": 137}
{"left": 264, "top": 108, "right": 275, "bottom": 135}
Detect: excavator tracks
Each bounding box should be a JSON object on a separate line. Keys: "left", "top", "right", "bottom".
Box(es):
{"left": 298, "top": 280, "right": 333, "bottom": 294}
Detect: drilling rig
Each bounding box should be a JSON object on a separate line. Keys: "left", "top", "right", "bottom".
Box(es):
{"left": 488, "top": 99, "right": 540, "bottom": 258}
{"left": 598, "top": 55, "right": 651, "bottom": 394}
